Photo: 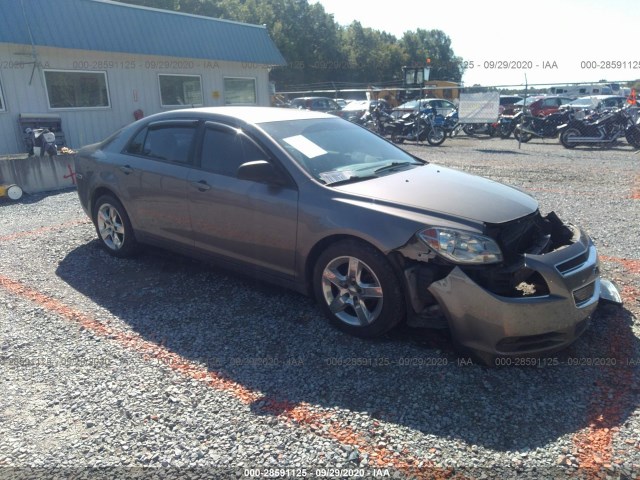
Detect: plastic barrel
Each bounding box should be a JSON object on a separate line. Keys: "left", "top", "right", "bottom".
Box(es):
{"left": 0, "top": 184, "right": 23, "bottom": 200}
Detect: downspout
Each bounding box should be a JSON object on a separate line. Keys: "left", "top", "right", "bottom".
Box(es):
{"left": 20, "top": 0, "right": 40, "bottom": 85}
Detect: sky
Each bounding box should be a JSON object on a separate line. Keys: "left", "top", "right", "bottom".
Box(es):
{"left": 311, "top": 0, "right": 640, "bottom": 88}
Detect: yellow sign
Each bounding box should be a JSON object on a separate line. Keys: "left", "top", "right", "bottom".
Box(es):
{"left": 211, "top": 90, "right": 220, "bottom": 99}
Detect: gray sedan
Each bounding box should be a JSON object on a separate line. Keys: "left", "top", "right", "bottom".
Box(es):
{"left": 75, "top": 107, "right": 619, "bottom": 363}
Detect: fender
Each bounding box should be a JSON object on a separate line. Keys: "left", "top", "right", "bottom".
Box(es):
{"left": 558, "top": 119, "right": 583, "bottom": 131}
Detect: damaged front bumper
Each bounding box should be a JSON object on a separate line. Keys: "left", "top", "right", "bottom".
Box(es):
{"left": 427, "top": 227, "right": 613, "bottom": 357}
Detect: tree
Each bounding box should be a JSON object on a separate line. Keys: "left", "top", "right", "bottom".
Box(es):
{"left": 401, "top": 29, "right": 464, "bottom": 82}
{"left": 337, "top": 22, "right": 406, "bottom": 84}
{"left": 116, "top": 0, "right": 465, "bottom": 89}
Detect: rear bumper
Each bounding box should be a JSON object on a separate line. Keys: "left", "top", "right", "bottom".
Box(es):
{"left": 428, "top": 229, "right": 600, "bottom": 356}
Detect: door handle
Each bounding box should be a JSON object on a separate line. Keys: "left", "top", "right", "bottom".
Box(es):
{"left": 191, "top": 180, "right": 211, "bottom": 192}
{"left": 119, "top": 165, "right": 134, "bottom": 175}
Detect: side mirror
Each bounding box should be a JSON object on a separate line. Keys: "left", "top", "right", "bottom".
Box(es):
{"left": 237, "top": 160, "right": 287, "bottom": 186}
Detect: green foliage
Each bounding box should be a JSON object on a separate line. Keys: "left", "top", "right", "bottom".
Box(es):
{"left": 401, "top": 29, "right": 464, "bottom": 82}
{"left": 117, "top": 0, "right": 464, "bottom": 89}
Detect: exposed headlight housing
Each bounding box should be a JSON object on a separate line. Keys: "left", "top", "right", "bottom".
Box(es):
{"left": 418, "top": 227, "right": 503, "bottom": 265}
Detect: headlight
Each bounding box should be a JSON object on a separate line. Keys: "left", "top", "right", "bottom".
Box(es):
{"left": 418, "top": 227, "right": 503, "bottom": 265}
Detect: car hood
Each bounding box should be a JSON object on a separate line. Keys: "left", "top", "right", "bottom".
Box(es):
{"left": 333, "top": 164, "right": 538, "bottom": 225}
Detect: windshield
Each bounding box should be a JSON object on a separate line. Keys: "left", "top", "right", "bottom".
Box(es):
{"left": 397, "top": 100, "right": 419, "bottom": 110}
{"left": 570, "top": 98, "right": 594, "bottom": 106}
{"left": 260, "top": 118, "right": 424, "bottom": 185}
{"left": 342, "top": 100, "right": 369, "bottom": 111}
{"left": 514, "top": 97, "right": 541, "bottom": 106}
{"left": 500, "top": 97, "right": 522, "bottom": 105}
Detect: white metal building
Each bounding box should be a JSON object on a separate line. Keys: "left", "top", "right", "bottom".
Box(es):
{"left": 0, "top": 0, "right": 286, "bottom": 155}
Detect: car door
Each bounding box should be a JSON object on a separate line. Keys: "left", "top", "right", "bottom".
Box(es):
{"left": 187, "top": 121, "right": 298, "bottom": 277}
{"left": 118, "top": 119, "right": 197, "bottom": 246}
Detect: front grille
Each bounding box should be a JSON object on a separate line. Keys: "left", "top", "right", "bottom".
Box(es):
{"left": 573, "top": 281, "right": 596, "bottom": 307}
{"left": 556, "top": 250, "right": 589, "bottom": 275}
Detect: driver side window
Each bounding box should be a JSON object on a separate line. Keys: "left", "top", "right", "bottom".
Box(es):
{"left": 200, "top": 127, "right": 266, "bottom": 177}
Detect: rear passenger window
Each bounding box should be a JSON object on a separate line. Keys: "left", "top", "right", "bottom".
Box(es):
{"left": 126, "top": 128, "right": 147, "bottom": 155}
{"left": 125, "top": 125, "right": 196, "bottom": 163}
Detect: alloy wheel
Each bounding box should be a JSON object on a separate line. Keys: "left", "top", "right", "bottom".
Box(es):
{"left": 97, "top": 203, "right": 125, "bottom": 251}
{"left": 321, "top": 256, "right": 383, "bottom": 327}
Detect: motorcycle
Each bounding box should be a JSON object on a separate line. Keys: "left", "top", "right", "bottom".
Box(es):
{"left": 558, "top": 106, "right": 640, "bottom": 149}
{"left": 25, "top": 128, "right": 58, "bottom": 157}
{"left": 462, "top": 122, "right": 498, "bottom": 137}
{"left": 496, "top": 114, "right": 517, "bottom": 139}
{"left": 512, "top": 108, "right": 575, "bottom": 142}
{"left": 442, "top": 110, "right": 462, "bottom": 137}
{"left": 350, "top": 103, "right": 395, "bottom": 136}
{"left": 389, "top": 107, "right": 446, "bottom": 146}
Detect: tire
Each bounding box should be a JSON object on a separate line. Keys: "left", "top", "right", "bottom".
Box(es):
{"left": 560, "top": 127, "right": 581, "bottom": 149}
{"left": 626, "top": 125, "right": 640, "bottom": 148}
{"left": 463, "top": 124, "right": 475, "bottom": 136}
{"left": 92, "top": 194, "right": 139, "bottom": 257}
{"left": 499, "top": 124, "right": 512, "bottom": 139}
{"left": 513, "top": 126, "right": 532, "bottom": 143}
{"left": 416, "top": 120, "right": 429, "bottom": 141}
{"left": 390, "top": 133, "right": 404, "bottom": 144}
{"left": 426, "top": 126, "right": 446, "bottom": 146}
{"left": 313, "top": 240, "right": 405, "bottom": 338}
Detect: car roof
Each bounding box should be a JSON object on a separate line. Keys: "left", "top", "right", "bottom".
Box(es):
{"left": 343, "top": 100, "right": 371, "bottom": 109}
{"left": 152, "top": 106, "right": 334, "bottom": 124}
{"left": 574, "top": 94, "right": 625, "bottom": 100}
{"left": 291, "top": 96, "right": 335, "bottom": 101}
{"left": 570, "top": 95, "right": 626, "bottom": 102}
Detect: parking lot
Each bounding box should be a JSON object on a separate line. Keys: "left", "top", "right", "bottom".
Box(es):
{"left": 1, "top": 135, "right": 639, "bottom": 479}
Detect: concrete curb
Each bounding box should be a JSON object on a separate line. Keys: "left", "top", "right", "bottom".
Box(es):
{"left": 0, "top": 154, "right": 78, "bottom": 195}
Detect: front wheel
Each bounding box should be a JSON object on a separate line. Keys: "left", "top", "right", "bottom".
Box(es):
{"left": 426, "top": 126, "right": 446, "bottom": 146}
{"left": 92, "top": 194, "right": 139, "bottom": 257}
{"left": 513, "top": 126, "right": 532, "bottom": 143}
{"left": 560, "top": 127, "right": 581, "bottom": 149}
{"left": 313, "top": 240, "right": 405, "bottom": 338}
{"left": 626, "top": 125, "right": 640, "bottom": 148}
{"left": 390, "top": 133, "right": 404, "bottom": 144}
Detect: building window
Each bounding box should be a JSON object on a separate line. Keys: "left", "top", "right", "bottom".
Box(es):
{"left": 44, "top": 70, "right": 110, "bottom": 109}
{"left": 224, "top": 77, "right": 256, "bottom": 105}
{"left": 159, "top": 75, "right": 203, "bottom": 107}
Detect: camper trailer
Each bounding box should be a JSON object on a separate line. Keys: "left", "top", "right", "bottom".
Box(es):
{"left": 549, "top": 83, "right": 631, "bottom": 97}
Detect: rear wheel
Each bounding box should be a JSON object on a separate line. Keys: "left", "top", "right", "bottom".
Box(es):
{"left": 499, "top": 123, "right": 512, "bottom": 139}
{"left": 560, "top": 127, "right": 581, "bottom": 149}
{"left": 92, "top": 194, "right": 139, "bottom": 257}
{"left": 313, "top": 240, "right": 405, "bottom": 338}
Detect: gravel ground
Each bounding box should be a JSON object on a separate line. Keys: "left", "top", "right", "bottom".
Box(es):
{"left": 0, "top": 135, "right": 639, "bottom": 480}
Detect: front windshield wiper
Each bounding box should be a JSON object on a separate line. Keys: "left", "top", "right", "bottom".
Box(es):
{"left": 323, "top": 174, "right": 378, "bottom": 186}
{"left": 373, "top": 161, "right": 422, "bottom": 174}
